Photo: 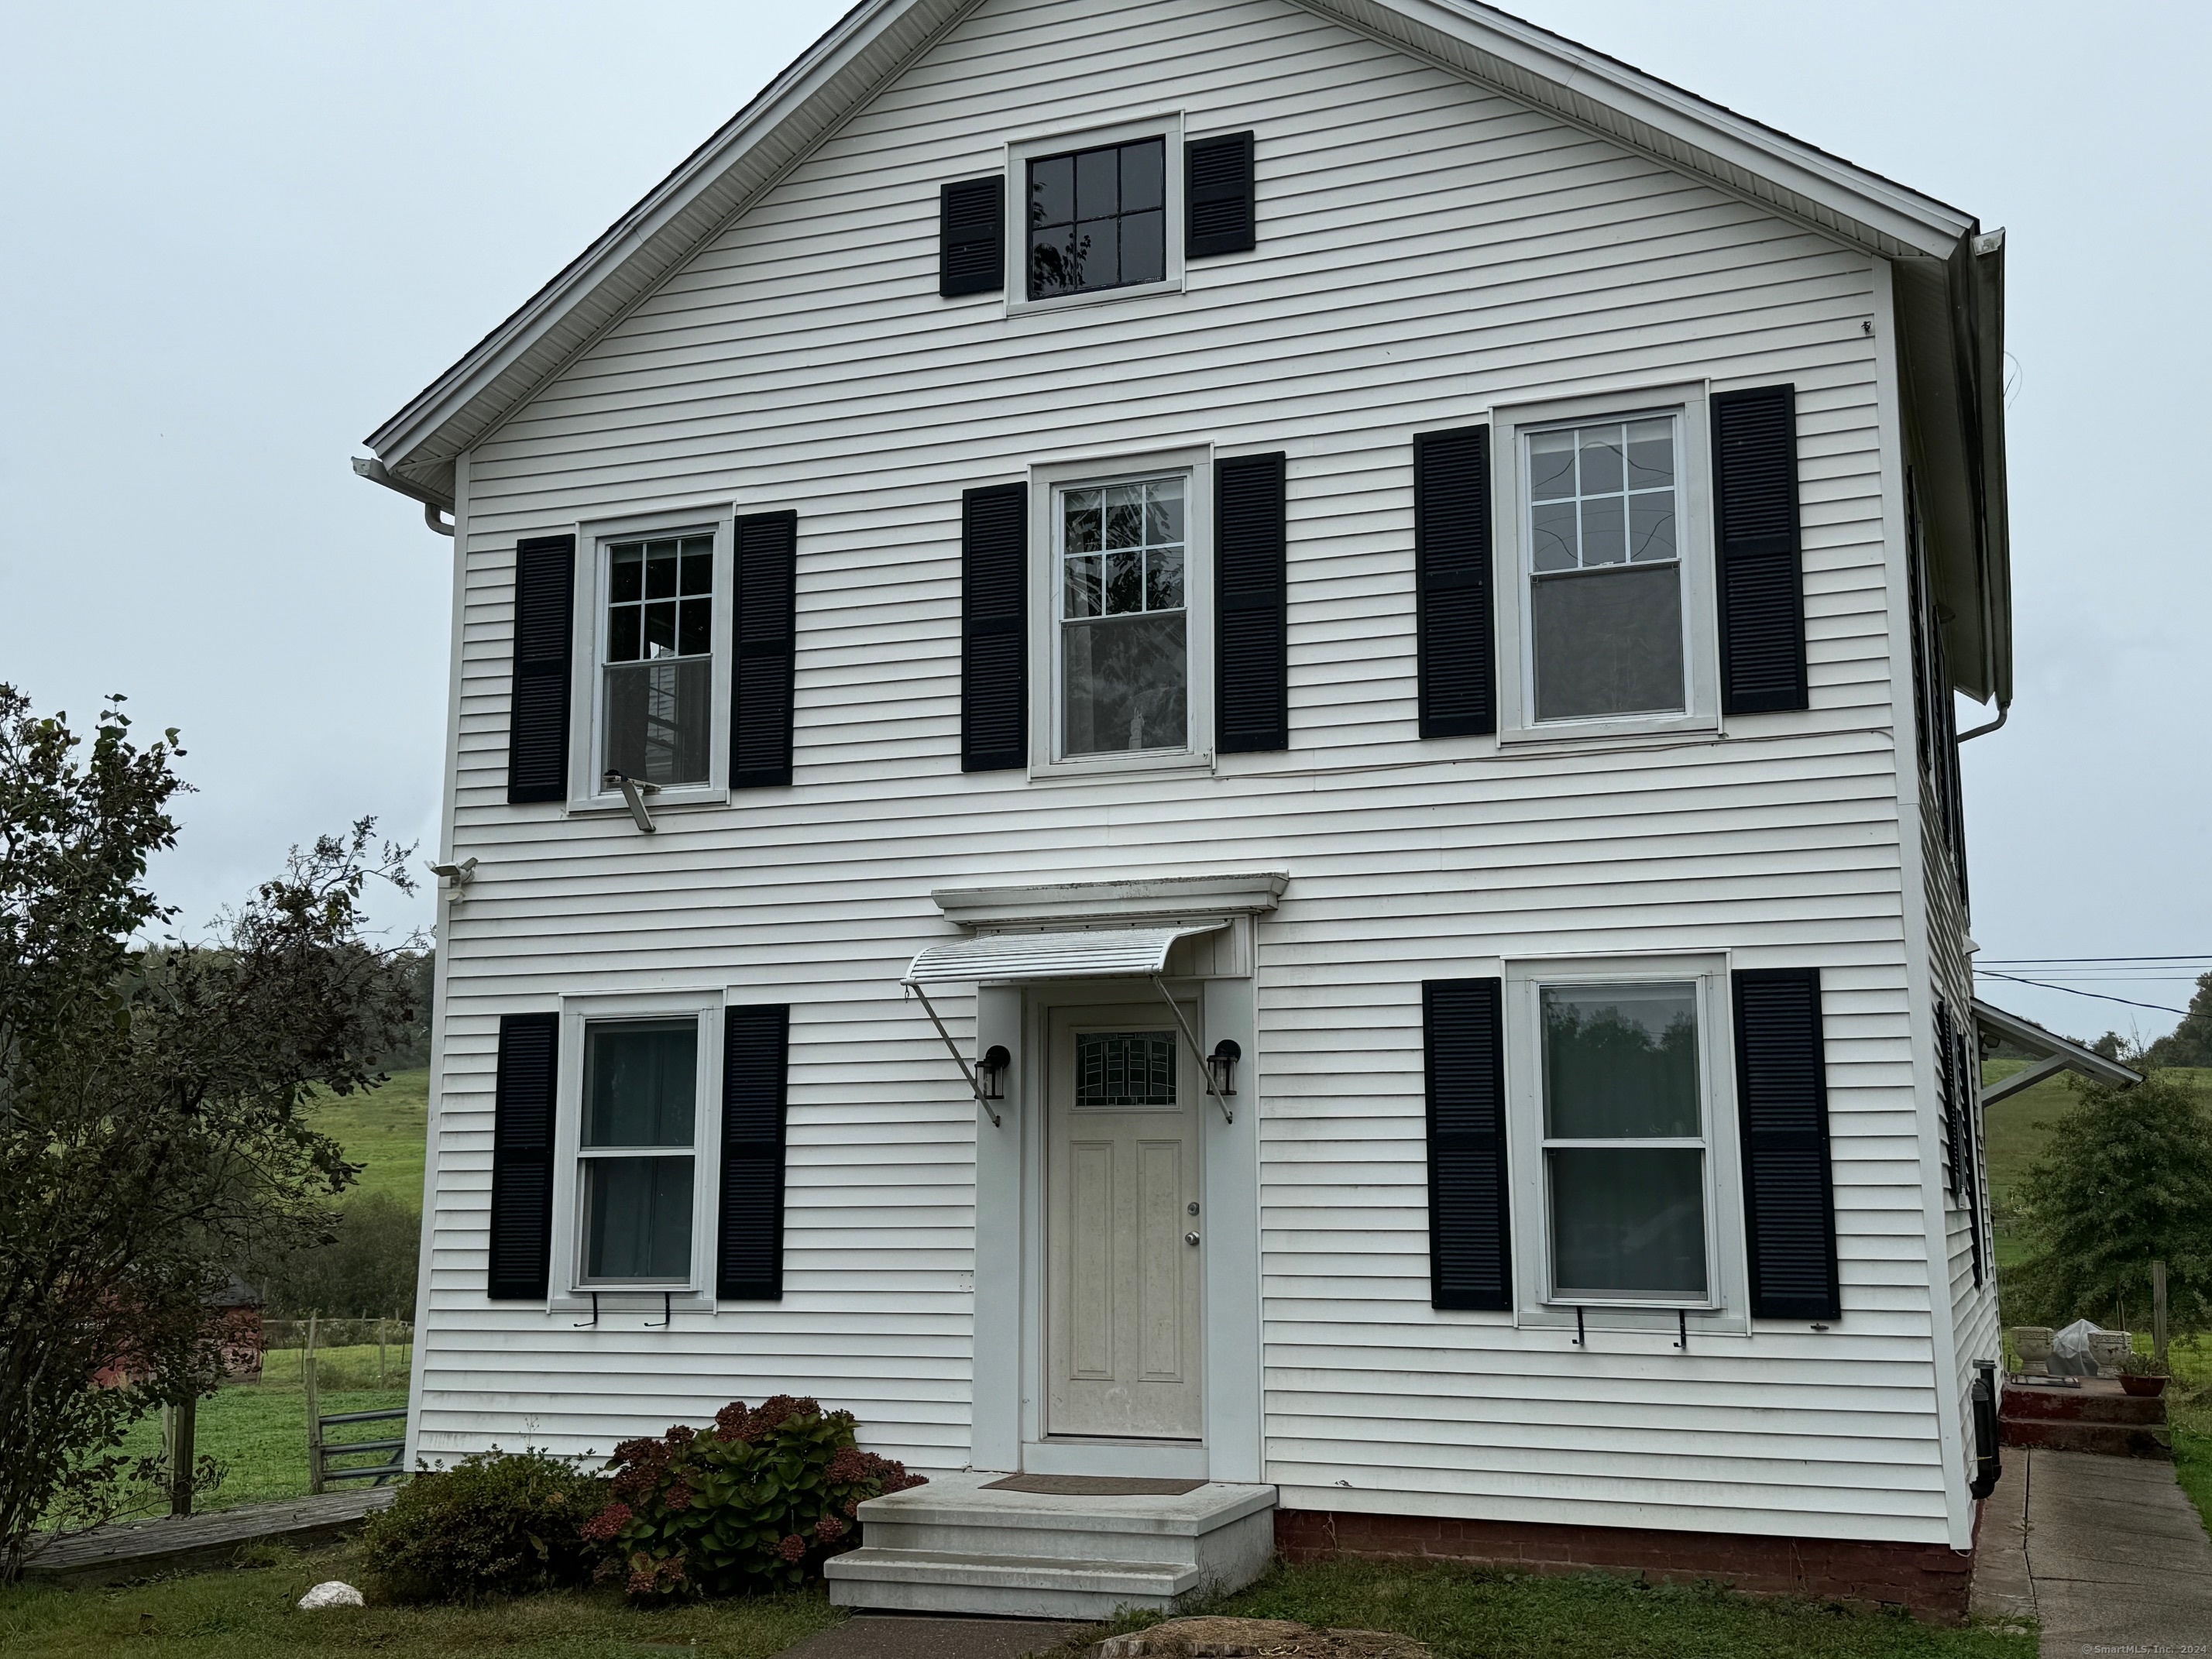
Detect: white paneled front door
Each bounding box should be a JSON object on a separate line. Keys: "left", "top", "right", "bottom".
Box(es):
{"left": 1046, "top": 1002, "right": 1204, "bottom": 1441}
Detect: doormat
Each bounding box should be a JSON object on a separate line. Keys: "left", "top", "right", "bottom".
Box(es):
{"left": 982, "top": 1475, "right": 1207, "bottom": 1496}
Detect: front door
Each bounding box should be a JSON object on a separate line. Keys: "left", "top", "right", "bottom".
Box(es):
{"left": 1046, "top": 1003, "right": 1204, "bottom": 1441}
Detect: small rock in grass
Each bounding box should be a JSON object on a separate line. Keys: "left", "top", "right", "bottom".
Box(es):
{"left": 297, "top": 1580, "right": 366, "bottom": 1609}
{"left": 1091, "top": 1617, "right": 1430, "bottom": 1657}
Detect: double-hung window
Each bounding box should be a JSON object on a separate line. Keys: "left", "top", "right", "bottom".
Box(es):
{"left": 1029, "top": 451, "right": 1213, "bottom": 773}
{"left": 601, "top": 534, "right": 715, "bottom": 788}
{"left": 578, "top": 1018, "right": 702, "bottom": 1286}
{"left": 1492, "top": 386, "right": 1719, "bottom": 741}
{"left": 1503, "top": 957, "right": 1745, "bottom": 1331}
{"left": 1061, "top": 476, "right": 1187, "bottom": 755}
{"left": 1539, "top": 982, "right": 1709, "bottom": 1302}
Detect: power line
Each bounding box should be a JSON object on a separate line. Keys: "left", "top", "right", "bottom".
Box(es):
{"left": 1973, "top": 970, "right": 2189, "bottom": 1016}
{"left": 1977, "top": 955, "right": 2212, "bottom": 965}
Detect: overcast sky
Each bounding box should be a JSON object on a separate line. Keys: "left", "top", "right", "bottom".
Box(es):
{"left": 3, "top": 1, "right": 2204, "bottom": 1045}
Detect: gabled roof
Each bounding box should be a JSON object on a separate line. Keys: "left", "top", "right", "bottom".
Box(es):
{"left": 360, "top": 0, "right": 2008, "bottom": 700}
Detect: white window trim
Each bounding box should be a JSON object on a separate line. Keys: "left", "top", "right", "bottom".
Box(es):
{"left": 1004, "top": 112, "right": 1187, "bottom": 319}
{"left": 1490, "top": 382, "right": 1720, "bottom": 745}
{"left": 1503, "top": 952, "right": 1749, "bottom": 1337}
{"left": 546, "top": 991, "right": 724, "bottom": 1314}
{"left": 565, "top": 504, "right": 737, "bottom": 812}
{"left": 1026, "top": 445, "right": 1216, "bottom": 781}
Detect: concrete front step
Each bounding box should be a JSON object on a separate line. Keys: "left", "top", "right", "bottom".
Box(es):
{"left": 825, "top": 1547, "right": 1201, "bottom": 1619}
{"left": 2002, "top": 1383, "right": 2168, "bottom": 1426}
{"left": 2001, "top": 1417, "right": 2172, "bottom": 1459}
{"left": 826, "top": 1473, "right": 1278, "bottom": 1619}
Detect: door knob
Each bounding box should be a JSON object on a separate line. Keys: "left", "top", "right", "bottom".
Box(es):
{"left": 1185, "top": 1231, "right": 1201, "bottom": 1246}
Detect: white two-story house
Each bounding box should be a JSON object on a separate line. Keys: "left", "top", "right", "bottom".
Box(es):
{"left": 361, "top": 0, "right": 2027, "bottom": 1622}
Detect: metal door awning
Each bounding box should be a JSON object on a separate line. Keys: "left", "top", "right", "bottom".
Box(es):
{"left": 902, "top": 923, "right": 1235, "bottom": 1127}
{"left": 903, "top": 923, "right": 1224, "bottom": 987}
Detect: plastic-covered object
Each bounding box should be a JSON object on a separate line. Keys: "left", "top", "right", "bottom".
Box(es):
{"left": 297, "top": 1581, "right": 365, "bottom": 1610}
{"left": 2052, "top": 1319, "right": 2111, "bottom": 1376}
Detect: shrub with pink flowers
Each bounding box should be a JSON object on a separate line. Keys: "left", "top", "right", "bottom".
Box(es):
{"left": 583, "top": 1396, "right": 924, "bottom": 1600}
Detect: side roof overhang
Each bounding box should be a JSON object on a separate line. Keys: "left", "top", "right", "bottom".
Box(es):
{"left": 1974, "top": 998, "right": 2143, "bottom": 1108}
{"left": 359, "top": 0, "right": 2008, "bottom": 701}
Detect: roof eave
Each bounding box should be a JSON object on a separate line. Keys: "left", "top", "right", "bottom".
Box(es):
{"left": 362, "top": 0, "right": 981, "bottom": 494}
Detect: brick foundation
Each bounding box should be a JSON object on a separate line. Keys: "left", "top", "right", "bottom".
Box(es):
{"left": 1274, "top": 1507, "right": 1973, "bottom": 1624}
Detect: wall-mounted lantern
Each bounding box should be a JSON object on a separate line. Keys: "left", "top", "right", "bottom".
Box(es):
{"left": 977, "top": 1044, "right": 1012, "bottom": 1102}
{"left": 1206, "top": 1039, "right": 1242, "bottom": 1098}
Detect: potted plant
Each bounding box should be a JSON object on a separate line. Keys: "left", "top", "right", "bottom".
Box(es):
{"left": 2117, "top": 1352, "right": 2171, "bottom": 1397}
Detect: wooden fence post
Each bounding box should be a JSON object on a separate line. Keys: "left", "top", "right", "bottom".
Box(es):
{"left": 304, "top": 1312, "right": 324, "bottom": 1496}
{"left": 378, "top": 1318, "right": 387, "bottom": 1390}
{"left": 2153, "top": 1260, "right": 2169, "bottom": 1366}
{"left": 170, "top": 1396, "right": 196, "bottom": 1517}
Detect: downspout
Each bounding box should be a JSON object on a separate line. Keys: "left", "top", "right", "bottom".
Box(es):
{"left": 352, "top": 455, "right": 455, "bottom": 536}
{"left": 1957, "top": 704, "right": 2006, "bottom": 743}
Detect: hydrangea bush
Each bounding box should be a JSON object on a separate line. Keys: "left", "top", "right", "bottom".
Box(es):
{"left": 584, "top": 1395, "right": 924, "bottom": 1600}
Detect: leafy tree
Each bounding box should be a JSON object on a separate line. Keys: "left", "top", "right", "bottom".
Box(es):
{"left": 0, "top": 685, "right": 418, "bottom": 1580}
{"left": 2008, "top": 1068, "right": 2212, "bottom": 1334}
{"left": 2145, "top": 974, "right": 2212, "bottom": 1070}
{"left": 256, "top": 1191, "right": 421, "bottom": 1320}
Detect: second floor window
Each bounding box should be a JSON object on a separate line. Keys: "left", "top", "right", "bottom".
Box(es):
{"left": 1060, "top": 476, "right": 1187, "bottom": 755}
{"left": 1526, "top": 416, "right": 1685, "bottom": 722}
{"left": 603, "top": 533, "right": 713, "bottom": 786}
{"left": 1028, "top": 137, "right": 1166, "bottom": 300}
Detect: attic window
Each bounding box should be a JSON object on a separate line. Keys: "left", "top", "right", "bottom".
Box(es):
{"left": 1027, "top": 138, "right": 1166, "bottom": 300}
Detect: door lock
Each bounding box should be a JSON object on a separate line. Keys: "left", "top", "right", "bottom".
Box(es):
{"left": 1185, "top": 1231, "right": 1201, "bottom": 1246}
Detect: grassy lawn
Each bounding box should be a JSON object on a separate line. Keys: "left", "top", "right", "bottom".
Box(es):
{"left": 0, "top": 1540, "right": 840, "bottom": 1659}
{"left": 114, "top": 1372, "right": 409, "bottom": 1515}
{"left": 1074, "top": 1559, "right": 2039, "bottom": 1658}
{"left": 310, "top": 1067, "right": 428, "bottom": 1211}
{"left": 0, "top": 1548, "right": 2034, "bottom": 1659}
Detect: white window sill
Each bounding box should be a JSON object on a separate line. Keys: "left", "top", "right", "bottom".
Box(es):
{"left": 1029, "top": 749, "right": 1214, "bottom": 785}
{"left": 548, "top": 1290, "right": 716, "bottom": 1316}
{"left": 565, "top": 786, "right": 726, "bottom": 817}
{"left": 1007, "top": 276, "right": 1184, "bottom": 321}
{"left": 1496, "top": 711, "right": 1719, "bottom": 750}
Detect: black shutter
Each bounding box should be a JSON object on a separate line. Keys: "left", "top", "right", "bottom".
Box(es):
{"left": 1712, "top": 385, "right": 1808, "bottom": 715}
{"left": 961, "top": 483, "right": 1028, "bottom": 771}
{"left": 1216, "top": 452, "right": 1288, "bottom": 752}
{"left": 1956, "top": 1025, "right": 1985, "bottom": 1288}
{"left": 1186, "top": 130, "right": 1255, "bottom": 258}
{"left": 507, "top": 535, "right": 575, "bottom": 804}
{"left": 1413, "top": 424, "right": 1496, "bottom": 738}
{"left": 718, "top": 1005, "right": 790, "bottom": 1301}
{"left": 1935, "top": 998, "right": 1961, "bottom": 1198}
{"left": 1733, "top": 967, "right": 1841, "bottom": 1321}
{"left": 733, "top": 510, "right": 798, "bottom": 788}
{"left": 487, "top": 1012, "right": 558, "bottom": 1300}
{"left": 939, "top": 176, "right": 1004, "bottom": 297}
{"left": 1424, "top": 977, "right": 1511, "bottom": 1311}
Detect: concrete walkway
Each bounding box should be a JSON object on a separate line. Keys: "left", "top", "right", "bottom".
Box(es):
{"left": 1973, "top": 1446, "right": 2212, "bottom": 1654}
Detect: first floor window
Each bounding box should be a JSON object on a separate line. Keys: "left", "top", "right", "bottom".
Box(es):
{"left": 603, "top": 533, "right": 714, "bottom": 786}
{"left": 1060, "top": 475, "right": 1187, "bottom": 755}
{"left": 579, "top": 1018, "right": 699, "bottom": 1284}
{"left": 1540, "top": 981, "right": 1709, "bottom": 1301}
{"left": 1525, "top": 415, "right": 1684, "bottom": 722}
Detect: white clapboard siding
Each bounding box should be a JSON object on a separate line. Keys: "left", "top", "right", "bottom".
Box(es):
{"left": 408, "top": 0, "right": 1974, "bottom": 1544}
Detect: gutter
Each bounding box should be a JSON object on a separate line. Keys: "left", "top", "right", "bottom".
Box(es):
{"left": 352, "top": 456, "right": 455, "bottom": 536}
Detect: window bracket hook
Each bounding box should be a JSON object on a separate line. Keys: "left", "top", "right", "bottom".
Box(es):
{"left": 603, "top": 771, "right": 660, "bottom": 833}
{"left": 1675, "top": 1308, "right": 1688, "bottom": 1352}
{"left": 573, "top": 1292, "right": 600, "bottom": 1330}
{"left": 647, "top": 1291, "right": 672, "bottom": 1329}
{"left": 1572, "top": 1306, "right": 1586, "bottom": 1348}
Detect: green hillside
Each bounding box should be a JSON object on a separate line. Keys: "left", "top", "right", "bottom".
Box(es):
{"left": 307, "top": 1066, "right": 428, "bottom": 1210}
